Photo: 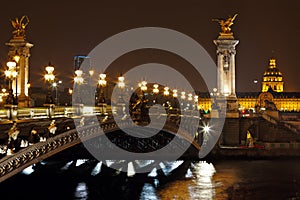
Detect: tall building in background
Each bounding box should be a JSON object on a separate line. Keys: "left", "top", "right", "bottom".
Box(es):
{"left": 74, "top": 55, "right": 90, "bottom": 71}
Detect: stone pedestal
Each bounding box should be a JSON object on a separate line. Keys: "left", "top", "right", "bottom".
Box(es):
{"left": 98, "top": 103, "right": 107, "bottom": 115}
{"left": 5, "top": 104, "right": 18, "bottom": 121}
{"left": 74, "top": 103, "right": 84, "bottom": 116}
{"left": 44, "top": 104, "right": 55, "bottom": 118}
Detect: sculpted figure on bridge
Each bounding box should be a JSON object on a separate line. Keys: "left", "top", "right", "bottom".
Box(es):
{"left": 213, "top": 14, "right": 237, "bottom": 36}
{"left": 48, "top": 120, "right": 57, "bottom": 136}
{"left": 7, "top": 121, "right": 21, "bottom": 155}
{"left": 10, "top": 15, "right": 30, "bottom": 39}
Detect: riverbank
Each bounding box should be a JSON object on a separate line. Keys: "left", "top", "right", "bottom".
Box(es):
{"left": 207, "top": 145, "right": 300, "bottom": 160}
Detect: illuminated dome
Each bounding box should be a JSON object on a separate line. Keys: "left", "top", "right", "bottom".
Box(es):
{"left": 262, "top": 58, "right": 284, "bottom": 92}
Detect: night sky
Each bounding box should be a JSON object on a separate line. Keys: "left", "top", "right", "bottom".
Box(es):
{"left": 0, "top": 0, "right": 299, "bottom": 92}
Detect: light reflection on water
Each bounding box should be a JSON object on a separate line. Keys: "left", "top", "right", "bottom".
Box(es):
{"left": 3, "top": 159, "right": 300, "bottom": 199}
{"left": 152, "top": 161, "right": 219, "bottom": 200}
{"left": 190, "top": 161, "right": 216, "bottom": 199}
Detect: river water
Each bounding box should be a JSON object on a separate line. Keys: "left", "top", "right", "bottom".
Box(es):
{"left": 0, "top": 159, "right": 300, "bottom": 199}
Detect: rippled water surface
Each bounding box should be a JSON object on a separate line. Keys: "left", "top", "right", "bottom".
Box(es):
{"left": 1, "top": 159, "right": 300, "bottom": 199}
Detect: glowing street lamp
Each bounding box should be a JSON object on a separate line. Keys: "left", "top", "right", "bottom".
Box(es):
{"left": 68, "top": 88, "right": 73, "bottom": 95}
{"left": 140, "top": 81, "right": 147, "bottom": 92}
{"left": 203, "top": 124, "right": 210, "bottom": 133}
{"left": 52, "top": 80, "right": 62, "bottom": 105}
{"left": 163, "top": 87, "right": 170, "bottom": 96}
{"left": 97, "top": 73, "right": 107, "bottom": 106}
{"left": 153, "top": 84, "right": 159, "bottom": 94}
{"left": 74, "top": 69, "right": 84, "bottom": 104}
{"left": 116, "top": 75, "right": 126, "bottom": 114}
{"left": 117, "top": 75, "right": 125, "bottom": 89}
{"left": 74, "top": 70, "right": 84, "bottom": 85}
{"left": 187, "top": 93, "right": 193, "bottom": 101}
{"left": 89, "top": 69, "right": 95, "bottom": 77}
{"left": 181, "top": 91, "right": 186, "bottom": 100}
{"left": 98, "top": 73, "right": 107, "bottom": 87}
{"left": 44, "top": 63, "right": 55, "bottom": 104}
{"left": 5, "top": 59, "right": 18, "bottom": 105}
{"left": 172, "top": 89, "right": 178, "bottom": 98}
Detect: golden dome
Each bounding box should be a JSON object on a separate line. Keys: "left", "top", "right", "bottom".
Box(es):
{"left": 263, "top": 58, "right": 283, "bottom": 78}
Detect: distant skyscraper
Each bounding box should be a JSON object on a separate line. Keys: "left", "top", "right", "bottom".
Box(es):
{"left": 74, "top": 55, "right": 90, "bottom": 71}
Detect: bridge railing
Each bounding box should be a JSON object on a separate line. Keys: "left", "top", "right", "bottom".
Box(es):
{"left": 0, "top": 106, "right": 110, "bottom": 120}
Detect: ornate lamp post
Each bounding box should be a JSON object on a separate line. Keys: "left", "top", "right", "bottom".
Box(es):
{"left": 116, "top": 75, "right": 126, "bottom": 116}
{"left": 97, "top": 73, "right": 107, "bottom": 115}
{"left": 117, "top": 75, "right": 125, "bottom": 101}
{"left": 139, "top": 80, "right": 148, "bottom": 102}
{"left": 44, "top": 63, "right": 55, "bottom": 104}
{"left": 74, "top": 70, "right": 84, "bottom": 85}
{"left": 5, "top": 60, "right": 16, "bottom": 105}
{"left": 44, "top": 63, "right": 55, "bottom": 118}
{"left": 194, "top": 95, "right": 199, "bottom": 110}
{"left": 4, "top": 56, "right": 19, "bottom": 120}
{"left": 68, "top": 88, "right": 73, "bottom": 106}
{"left": 163, "top": 86, "right": 170, "bottom": 110}
{"left": 73, "top": 69, "right": 84, "bottom": 115}
{"left": 12, "top": 54, "right": 20, "bottom": 105}
{"left": 52, "top": 80, "right": 62, "bottom": 106}
{"left": 210, "top": 87, "right": 220, "bottom": 118}
{"left": 187, "top": 93, "right": 193, "bottom": 110}
{"left": 138, "top": 81, "right": 149, "bottom": 122}
{"left": 140, "top": 81, "right": 147, "bottom": 93}
{"left": 172, "top": 89, "right": 178, "bottom": 98}
{"left": 152, "top": 84, "right": 159, "bottom": 104}
{"left": 153, "top": 84, "right": 159, "bottom": 94}
{"left": 97, "top": 73, "right": 107, "bottom": 104}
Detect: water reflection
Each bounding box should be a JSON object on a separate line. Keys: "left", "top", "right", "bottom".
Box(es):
{"left": 140, "top": 183, "right": 159, "bottom": 200}
{"left": 74, "top": 182, "right": 88, "bottom": 199}
{"left": 1, "top": 159, "right": 300, "bottom": 199}
{"left": 190, "top": 161, "right": 216, "bottom": 199}
{"left": 155, "top": 161, "right": 217, "bottom": 200}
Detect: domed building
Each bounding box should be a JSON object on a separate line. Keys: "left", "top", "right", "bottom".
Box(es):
{"left": 237, "top": 57, "right": 300, "bottom": 112}
{"left": 197, "top": 57, "right": 300, "bottom": 113}
{"left": 261, "top": 58, "right": 284, "bottom": 92}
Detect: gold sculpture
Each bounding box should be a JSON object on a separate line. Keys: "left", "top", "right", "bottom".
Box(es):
{"left": 10, "top": 15, "right": 30, "bottom": 39}
{"left": 213, "top": 14, "right": 237, "bottom": 38}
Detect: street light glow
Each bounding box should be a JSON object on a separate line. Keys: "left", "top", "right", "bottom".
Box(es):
{"left": 98, "top": 73, "right": 107, "bottom": 86}
{"left": 153, "top": 84, "right": 159, "bottom": 94}
{"left": 163, "top": 87, "right": 170, "bottom": 96}
{"left": 117, "top": 76, "right": 125, "bottom": 88}
{"left": 203, "top": 125, "right": 210, "bottom": 133}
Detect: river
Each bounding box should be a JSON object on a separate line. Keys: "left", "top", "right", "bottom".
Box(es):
{"left": 0, "top": 159, "right": 300, "bottom": 199}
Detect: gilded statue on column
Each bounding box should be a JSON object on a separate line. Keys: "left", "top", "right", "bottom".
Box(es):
{"left": 213, "top": 14, "right": 237, "bottom": 38}
{"left": 10, "top": 15, "right": 30, "bottom": 39}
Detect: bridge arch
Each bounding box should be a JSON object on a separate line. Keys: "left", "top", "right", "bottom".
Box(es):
{"left": 0, "top": 119, "right": 200, "bottom": 182}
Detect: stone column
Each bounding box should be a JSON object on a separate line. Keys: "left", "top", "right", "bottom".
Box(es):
{"left": 214, "top": 38, "right": 239, "bottom": 114}
{"left": 213, "top": 39, "right": 239, "bottom": 97}
{"left": 6, "top": 38, "right": 33, "bottom": 108}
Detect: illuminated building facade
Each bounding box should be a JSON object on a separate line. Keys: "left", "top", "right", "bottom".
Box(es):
{"left": 197, "top": 57, "right": 300, "bottom": 113}
{"left": 262, "top": 58, "right": 284, "bottom": 92}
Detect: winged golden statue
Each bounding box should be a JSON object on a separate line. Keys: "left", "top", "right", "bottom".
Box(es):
{"left": 213, "top": 14, "right": 237, "bottom": 35}
{"left": 10, "top": 15, "right": 30, "bottom": 38}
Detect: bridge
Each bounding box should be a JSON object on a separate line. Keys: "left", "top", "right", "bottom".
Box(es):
{"left": 0, "top": 104, "right": 204, "bottom": 182}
